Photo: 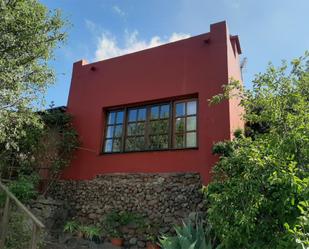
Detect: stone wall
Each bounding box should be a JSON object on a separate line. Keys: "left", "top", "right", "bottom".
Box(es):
{"left": 49, "top": 172, "right": 204, "bottom": 248}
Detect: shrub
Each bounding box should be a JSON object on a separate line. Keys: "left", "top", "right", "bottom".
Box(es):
{"left": 5, "top": 211, "right": 45, "bottom": 249}
{"left": 0, "top": 174, "right": 39, "bottom": 207}
{"left": 103, "top": 211, "right": 145, "bottom": 237}
{"left": 207, "top": 53, "right": 309, "bottom": 248}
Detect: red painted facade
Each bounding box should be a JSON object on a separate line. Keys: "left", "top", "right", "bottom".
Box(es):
{"left": 63, "top": 21, "right": 244, "bottom": 184}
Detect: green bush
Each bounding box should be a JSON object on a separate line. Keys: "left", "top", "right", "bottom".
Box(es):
{"left": 103, "top": 211, "right": 145, "bottom": 237}
{"left": 8, "top": 174, "right": 39, "bottom": 202}
{"left": 0, "top": 174, "right": 39, "bottom": 207}
{"left": 207, "top": 53, "right": 309, "bottom": 249}
{"left": 4, "top": 211, "right": 41, "bottom": 249}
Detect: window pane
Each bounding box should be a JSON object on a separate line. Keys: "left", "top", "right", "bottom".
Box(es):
{"left": 127, "top": 123, "right": 137, "bottom": 136}
{"left": 176, "top": 102, "right": 185, "bottom": 117}
{"left": 138, "top": 108, "right": 146, "bottom": 121}
{"left": 128, "top": 109, "right": 137, "bottom": 121}
{"left": 125, "top": 138, "right": 133, "bottom": 151}
{"left": 150, "top": 106, "right": 159, "bottom": 119}
{"left": 104, "top": 139, "right": 113, "bottom": 152}
{"left": 112, "top": 139, "right": 121, "bottom": 152}
{"left": 107, "top": 112, "right": 115, "bottom": 124}
{"left": 175, "top": 134, "right": 185, "bottom": 148}
{"left": 149, "top": 135, "right": 168, "bottom": 149}
{"left": 136, "top": 122, "right": 145, "bottom": 135}
{"left": 114, "top": 125, "right": 123, "bottom": 137}
{"left": 186, "top": 132, "right": 197, "bottom": 147}
{"left": 160, "top": 105, "right": 170, "bottom": 118}
{"left": 150, "top": 120, "right": 169, "bottom": 134}
{"left": 175, "top": 118, "right": 185, "bottom": 132}
{"left": 150, "top": 121, "right": 159, "bottom": 134}
{"left": 106, "top": 126, "right": 114, "bottom": 138}
{"left": 160, "top": 120, "right": 169, "bottom": 133}
{"left": 187, "top": 101, "right": 197, "bottom": 115}
{"left": 125, "top": 137, "right": 145, "bottom": 151}
{"left": 187, "top": 116, "right": 196, "bottom": 131}
{"left": 116, "top": 111, "right": 124, "bottom": 124}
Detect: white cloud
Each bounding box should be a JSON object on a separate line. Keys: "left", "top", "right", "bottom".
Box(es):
{"left": 112, "top": 5, "right": 125, "bottom": 17}
{"left": 94, "top": 30, "right": 190, "bottom": 61}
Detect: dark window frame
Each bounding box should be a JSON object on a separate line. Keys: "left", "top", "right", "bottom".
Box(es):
{"left": 102, "top": 98, "right": 198, "bottom": 154}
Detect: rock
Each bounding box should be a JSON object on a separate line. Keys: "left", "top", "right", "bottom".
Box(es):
{"left": 137, "top": 241, "right": 146, "bottom": 248}
{"left": 129, "top": 237, "right": 137, "bottom": 245}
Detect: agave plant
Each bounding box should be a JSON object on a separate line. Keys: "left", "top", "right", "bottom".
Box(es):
{"left": 159, "top": 215, "right": 221, "bottom": 249}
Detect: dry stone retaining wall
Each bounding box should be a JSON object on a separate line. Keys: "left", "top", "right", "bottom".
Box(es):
{"left": 49, "top": 172, "right": 204, "bottom": 248}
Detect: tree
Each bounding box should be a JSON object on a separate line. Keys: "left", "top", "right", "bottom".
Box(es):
{"left": 206, "top": 52, "right": 309, "bottom": 249}
{"left": 0, "top": 0, "right": 66, "bottom": 152}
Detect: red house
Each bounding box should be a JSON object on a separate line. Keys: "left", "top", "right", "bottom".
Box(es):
{"left": 62, "top": 21, "right": 244, "bottom": 184}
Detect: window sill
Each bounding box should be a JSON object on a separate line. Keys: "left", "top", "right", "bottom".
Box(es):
{"left": 100, "top": 147, "right": 198, "bottom": 155}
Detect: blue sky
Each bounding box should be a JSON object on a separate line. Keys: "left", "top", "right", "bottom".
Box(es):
{"left": 41, "top": 0, "right": 309, "bottom": 107}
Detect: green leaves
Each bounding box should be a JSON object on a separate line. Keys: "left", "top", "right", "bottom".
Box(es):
{"left": 207, "top": 52, "right": 309, "bottom": 249}
{"left": 159, "top": 216, "right": 221, "bottom": 249}
{"left": 0, "top": 0, "right": 67, "bottom": 153}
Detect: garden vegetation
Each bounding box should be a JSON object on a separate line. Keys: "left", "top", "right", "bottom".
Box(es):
{"left": 206, "top": 52, "right": 309, "bottom": 249}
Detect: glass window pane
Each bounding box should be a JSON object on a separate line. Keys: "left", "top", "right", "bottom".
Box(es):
{"left": 116, "top": 111, "right": 124, "bottom": 124}
{"left": 106, "top": 126, "right": 114, "bottom": 138}
{"left": 149, "top": 136, "right": 158, "bottom": 149}
{"left": 107, "top": 112, "right": 115, "bottom": 124}
{"left": 150, "top": 106, "right": 159, "bottom": 119}
{"left": 159, "top": 135, "right": 169, "bottom": 149}
{"left": 127, "top": 123, "right": 137, "bottom": 136}
{"left": 150, "top": 121, "right": 159, "bottom": 134}
{"left": 114, "top": 125, "right": 123, "bottom": 137}
{"left": 187, "top": 116, "right": 196, "bottom": 131}
{"left": 186, "top": 132, "right": 197, "bottom": 147}
{"left": 138, "top": 108, "right": 146, "bottom": 121}
{"left": 125, "top": 138, "right": 134, "bottom": 151}
{"left": 160, "top": 120, "right": 169, "bottom": 133}
{"left": 104, "top": 139, "right": 113, "bottom": 152}
{"left": 187, "top": 101, "right": 197, "bottom": 115}
{"left": 160, "top": 105, "right": 170, "bottom": 118}
{"left": 176, "top": 102, "right": 185, "bottom": 117}
{"left": 175, "top": 134, "right": 185, "bottom": 148}
{"left": 112, "top": 139, "right": 121, "bottom": 152}
{"left": 149, "top": 135, "right": 168, "bottom": 149}
{"left": 136, "top": 122, "right": 145, "bottom": 135}
{"left": 125, "top": 137, "right": 145, "bottom": 151}
{"left": 128, "top": 109, "right": 137, "bottom": 122}
{"left": 175, "top": 118, "right": 185, "bottom": 133}
{"left": 150, "top": 120, "right": 169, "bottom": 134}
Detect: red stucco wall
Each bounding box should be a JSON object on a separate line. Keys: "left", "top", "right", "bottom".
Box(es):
{"left": 62, "top": 21, "right": 244, "bottom": 184}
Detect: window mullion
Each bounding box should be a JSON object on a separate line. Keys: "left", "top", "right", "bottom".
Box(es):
{"left": 122, "top": 107, "right": 128, "bottom": 152}
{"left": 145, "top": 106, "right": 150, "bottom": 150}
{"left": 184, "top": 101, "right": 188, "bottom": 147}
{"left": 169, "top": 101, "right": 173, "bottom": 149}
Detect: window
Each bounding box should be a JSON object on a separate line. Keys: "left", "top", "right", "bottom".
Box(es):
{"left": 125, "top": 107, "right": 146, "bottom": 151}
{"left": 103, "top": 98, "right": 197, "bottom": 153}
{"left": 174, "top": 100, "right": 197, "bottom": 148}
{"left": 104, "top": 110, "right": 124, "bottom": 152}
{"left": 148, "top": 104, "right": 170, "bottom": 150}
